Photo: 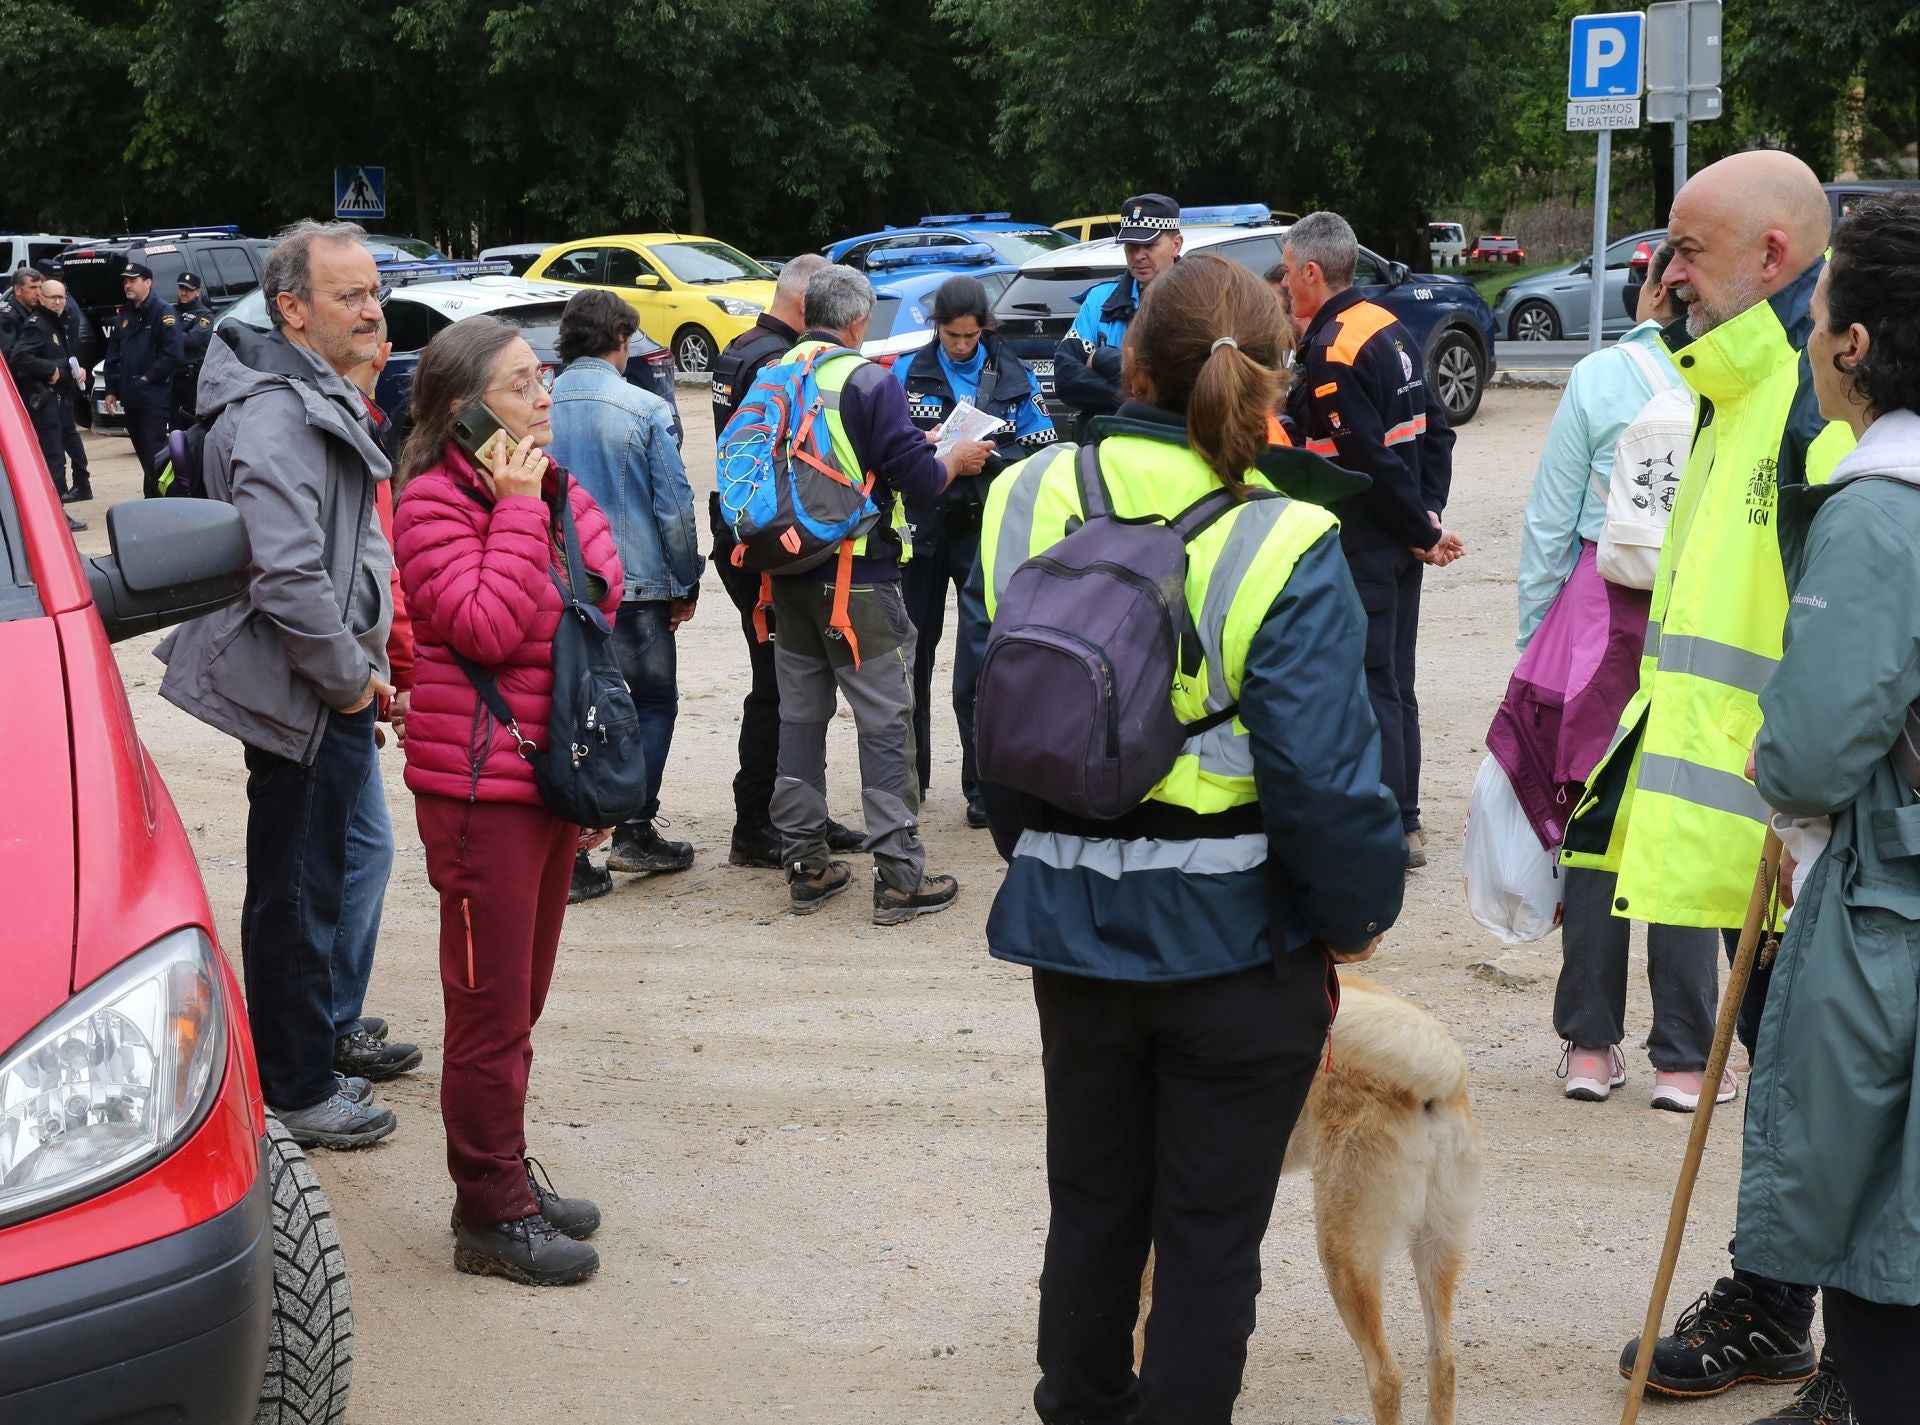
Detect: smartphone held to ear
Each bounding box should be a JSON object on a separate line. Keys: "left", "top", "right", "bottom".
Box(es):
{"left": 453, "top": 402, "right": 518, "bottom": 468}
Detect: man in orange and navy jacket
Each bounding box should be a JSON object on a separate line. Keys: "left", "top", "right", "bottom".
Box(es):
{"left": 1278, "top": 212, "right": 1461, "bottom": 868}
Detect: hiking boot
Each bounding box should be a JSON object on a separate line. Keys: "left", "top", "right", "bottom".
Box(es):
{"left": 569, "top": 849, "right": 612, "bottom": 903}
{"left": 60, "top": 484, "right": 92, "bottom": 505}
{"left": 357, "top": 1016, "right": 389, "bottom": 1042}
{"left": 524, "top": 1157, "right": 600, "bottom": 1239}
{"left": 1618, "top": 1277, "right": 1817, "bottom": 1398}
{"left": 729, "top": 820, "right": 783, "bottom": 868}
{"left": 1559, "top": 1043, "right": 1628, "bottom": 1102}
{"left": 607, "top": 820, "right": 695, "bottom": 875}
{"left": 873, "top": 869, "right": 959, "bottom": 927}
{"left": 1748, "top": 1366, "right": 1854, "bottom": 1424}
{"left": 1406, "top": 825, "right": 1428, "bottom": 869}
{"left": 334, "top": 1027, "right": 422, "bottom": 1082}
{"left": 789, "top": 860, "right": 853, "bottom": 915}
{"left": 66, "top": 514, "right": 87, "bottom": 533}
{"left": 453, "top": 1211, "right": 600, "bottom": 1286}
{"left": 825, "top": 819, "right": 866, "bottom": 854}
{"left": 335, "top": 1073, "right": 374, "bottom": 1106}
{"left": 965, "top": 796, "right": 990, "bottom": 829}
{"left": 1651, "top": 1066, "right": 1740, "bottom": 1113}
{"left": 277, "top": 1092, "right": 397, "bottom": 1150}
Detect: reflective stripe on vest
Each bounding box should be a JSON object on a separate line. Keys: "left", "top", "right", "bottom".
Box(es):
{"left": 1012, "top": 829, "right": 1269, "bottom": 878}
{"left": 981, "top": 435, "right": 1337, "bottom": 815}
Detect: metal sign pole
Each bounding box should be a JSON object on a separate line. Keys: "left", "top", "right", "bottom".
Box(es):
{"left": 1672, "top": 1, "right": 1690, "bottom": 202}
{"left": 1590, "top": 129, "right": 1612, "bottom": 355}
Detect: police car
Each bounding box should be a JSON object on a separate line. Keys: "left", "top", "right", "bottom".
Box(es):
{"left": 826, "top": 213, "right": 1073, "bottom": 273}
{"left": 995, "top": 206, "right": 1499, "bottom": 423}
{"left": 216, "top": 275, "right": 682, "bottom": 446}
{"left": 859, "top": 259, "right": 1020, "bottom": 368}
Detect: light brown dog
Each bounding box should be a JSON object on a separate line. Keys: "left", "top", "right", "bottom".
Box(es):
{"left": 1136, "top": 972, "right": 1482, "bottom": 1425}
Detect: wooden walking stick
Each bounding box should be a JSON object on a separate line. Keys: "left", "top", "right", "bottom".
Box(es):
{"left": 1620, "top": 828, "right": 1783, "bottom": 1425}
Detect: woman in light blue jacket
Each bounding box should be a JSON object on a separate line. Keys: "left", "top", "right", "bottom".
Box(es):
{"left": 1513, "top": 248, "right": 1729, "bottom": 1110}
{"left": 547, "top": 289, "right": 702, "bottom": 897}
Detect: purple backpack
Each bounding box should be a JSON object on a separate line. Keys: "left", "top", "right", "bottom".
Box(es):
{"left": 975, "top": 444, "right": 1272, "bottom": 820}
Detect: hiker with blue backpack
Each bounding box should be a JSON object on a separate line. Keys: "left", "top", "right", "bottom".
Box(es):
{"left": 895, "top": 274, "right": 1059, "bottom": 827}
{"left": 716, "top": 263, "right": 994, "bottom": 924}
{"left": 973, "top": 252, "right": 1407, "bottom": 1423}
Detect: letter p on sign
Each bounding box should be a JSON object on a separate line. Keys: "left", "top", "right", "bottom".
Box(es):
{"left": 1568, "top": 12, "right": 1645, "bottom": 100}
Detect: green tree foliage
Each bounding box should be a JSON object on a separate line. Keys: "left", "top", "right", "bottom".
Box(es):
{"left": 6, "top": 1, "right": 1916, "bottom": 258}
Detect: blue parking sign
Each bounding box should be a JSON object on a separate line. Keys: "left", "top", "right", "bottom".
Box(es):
{"left": 1569, "top": 12, "right": 1645, "bottom": 100}
{"left": 335, "top": 165, "right": 386, "bottom": 220}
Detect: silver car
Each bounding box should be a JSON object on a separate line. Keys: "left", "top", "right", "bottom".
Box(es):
{"left": 1492, "top": 229, "right": 1662, "bottom": 341}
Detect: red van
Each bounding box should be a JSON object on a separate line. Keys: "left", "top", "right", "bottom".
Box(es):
{"left": 0, "top": 364, "right": 353, "bottom": 1422}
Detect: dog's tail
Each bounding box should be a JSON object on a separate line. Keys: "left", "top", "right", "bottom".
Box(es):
{"left": 1326, "top": 974, "right": 1470, "bottom": 1107}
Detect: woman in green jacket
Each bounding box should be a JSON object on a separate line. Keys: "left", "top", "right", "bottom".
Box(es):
{"left": 1739, "top": 194, "right": 1920, "bottom": 1425}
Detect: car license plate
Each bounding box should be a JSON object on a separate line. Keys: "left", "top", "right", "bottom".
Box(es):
{"left": 1032, "top": 360, "right": 1054, "bottom": 378}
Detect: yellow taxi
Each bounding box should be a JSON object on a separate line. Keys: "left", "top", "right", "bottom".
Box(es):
{"left": 1053, "top": 214, "right": 1122, "bottom": 244}
{"left": 524, "top": 233, "right": 776, "bottom": 373}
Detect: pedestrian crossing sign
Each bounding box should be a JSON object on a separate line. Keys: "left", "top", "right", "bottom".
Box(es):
{"left": 335, "top": 165, "right": 386, "bottom": 220}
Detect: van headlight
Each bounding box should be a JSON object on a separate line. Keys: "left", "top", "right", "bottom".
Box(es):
{"left": 708, "top": 296, "right": 764, "bottom": 318}
{"left": 0, "top": 928, "right": 227, "bottom": 1226}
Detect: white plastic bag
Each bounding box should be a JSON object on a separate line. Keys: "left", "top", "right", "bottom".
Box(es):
{"left": 1462, "top": 753, "right": 1563, "bottom": 944}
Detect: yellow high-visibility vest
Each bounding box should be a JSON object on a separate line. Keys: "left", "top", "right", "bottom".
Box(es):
{"left": 1562, "top": 290, "right": 1854, "bottom": 926}
{"left": 981, "top": 433, "right": 1335, "bottom": 817}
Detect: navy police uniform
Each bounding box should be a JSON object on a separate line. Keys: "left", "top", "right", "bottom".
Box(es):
{"left": 1287, "top": 286, "right": 1455, "bottom": 839}
{"left": 895, "top": 330, "right": 1057, "bottom": 805}
{"left": 1053, "top": 193, "right": 1181, "bottom": 437}
{"left": 104, "top": 268, "right": 186, "bottom": 498}
{"left": 170, "top": 273, "right": 216, "bottom": 431}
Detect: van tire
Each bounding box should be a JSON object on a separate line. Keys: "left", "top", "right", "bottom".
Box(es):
{"left": 255, "top": 1112, "right": 354, "bottom": 1424}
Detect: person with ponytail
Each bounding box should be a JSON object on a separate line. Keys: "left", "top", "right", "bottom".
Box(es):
{"left": 977, "top": 252, "right": 1407, "bottom": 1423}
{"left": 392, "top": 316, "right": 621, "bottom": 1287}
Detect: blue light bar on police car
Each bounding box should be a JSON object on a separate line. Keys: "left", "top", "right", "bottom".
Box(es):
{"left": 1178, "top": 204, "right": 1271, "bottom": 227}
{"left": 865, "top": 241, "right": 997, "bottom": 271}
{"left": 919, "top": 213, "right": 1013, "bottom": 226}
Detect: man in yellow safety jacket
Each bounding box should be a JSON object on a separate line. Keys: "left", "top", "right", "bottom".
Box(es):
{"left": 1562, "top": 152, "right": 1858, "bottom": 1413}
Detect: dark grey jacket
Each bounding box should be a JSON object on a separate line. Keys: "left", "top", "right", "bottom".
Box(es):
{"left": 155, "top": 324, "right": 392, "bottom": 764}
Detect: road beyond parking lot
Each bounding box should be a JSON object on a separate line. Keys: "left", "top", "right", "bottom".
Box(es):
{"left": 79, "top": 386, "right": 1773, "bottom": 1424}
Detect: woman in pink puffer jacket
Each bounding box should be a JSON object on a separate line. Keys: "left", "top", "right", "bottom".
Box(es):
{"left": 392, "top": 317, "right": 622, "bottom": 1288}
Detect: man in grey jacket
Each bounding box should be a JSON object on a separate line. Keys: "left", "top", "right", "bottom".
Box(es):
{"left": 157, "top": 219, "right": 398, "bottom": 1149}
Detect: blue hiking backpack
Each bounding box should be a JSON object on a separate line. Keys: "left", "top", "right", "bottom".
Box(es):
{"left": 715, "top": 343, "right": 880, "bottom": 573}
{"left": 715, "top": 343, "right": 886, "bottom": 664}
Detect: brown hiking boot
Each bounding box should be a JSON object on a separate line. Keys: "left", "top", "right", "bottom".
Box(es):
{"left": 873, "top": 870, "right": 959, "bottom": 926}
{"left": 788, "top": 860, "right": 853, "bottom": 914}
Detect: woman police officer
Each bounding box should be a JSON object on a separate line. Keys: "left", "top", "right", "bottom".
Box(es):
{"left": 975, "top": 253, "right": 1407, "bottom": 1421}
{"left": 895, "top": 275, "right": 1058, "bottom": 825}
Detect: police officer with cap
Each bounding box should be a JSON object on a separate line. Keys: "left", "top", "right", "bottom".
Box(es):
{"left": 103, "top": 261, "right": 185, "bottom": 498}
{"left": 1053, "top": 192, "right": 1183, "bottom": 437}
{"left": 171, "top": 270, "right": 215, "bottom": 433}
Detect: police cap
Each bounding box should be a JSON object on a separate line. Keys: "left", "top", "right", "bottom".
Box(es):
{"left": 122, "top": 262, "right": 155, "bottom": 281}
{"left": 1115, "top": 194, "right": 1181, "bottom": 246}
{"left": 177, "top": 271, "right": 204, "bottom": 292}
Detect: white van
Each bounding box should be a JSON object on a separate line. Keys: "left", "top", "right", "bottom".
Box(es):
{"left": 1, "top": 233, "right": 88, "bottom": 275}
{"left": 1427, "top": 222, "right": 1467, "bottom": 268}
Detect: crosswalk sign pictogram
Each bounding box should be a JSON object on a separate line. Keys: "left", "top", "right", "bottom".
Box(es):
{"left": 335, "top": 165, "right": 386, "bottom": 220}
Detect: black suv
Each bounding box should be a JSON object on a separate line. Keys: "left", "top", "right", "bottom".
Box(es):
{"left": 995, "top": 221, "right": 1498, "bottom": 424}
{"left": 56, "top": 227, "right": 273, "bottom": 430}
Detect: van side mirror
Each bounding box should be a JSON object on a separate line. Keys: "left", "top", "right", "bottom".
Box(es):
{"left": 86, "top": 499, "right": 251, "bottom": 643}
{"left": 1388, "top": 261, "right": 1410, "bottom": 286}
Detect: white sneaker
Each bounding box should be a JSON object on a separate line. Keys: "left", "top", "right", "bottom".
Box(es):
{"left": 1559, "top": 1043, "right": 1628, "bottom": 1101}
{"left": 1650, "top": 1066, "right": 1740, "bottom": 1113}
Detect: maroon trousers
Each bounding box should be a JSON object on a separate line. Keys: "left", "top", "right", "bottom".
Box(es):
{"left": 415, "top": 793, "right": 577, "bottom": 1227}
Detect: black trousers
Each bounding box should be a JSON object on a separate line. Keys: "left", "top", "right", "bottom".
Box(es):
{"left": 240, "top": 706, "right": 378, "bottom": 1111}
{"left": 710, "top": 494, "right": 780, "bottom": 827}
{"left": 1031, "top": 953, "right": 1335, "bottom": 1425}
{"left": 26, "top": 391, "right": 64, "bottom": 493}
{"left": 126, "top": 407, "right": 169, "bottom": 499}
{"left": 1346, "top": 545, "right": 1423, "bottom": 833}
{"left": 1823, "top": 1288, "right": 1920, "bottom": 1425}
{"left": 59, "top": 391, "right": 89, "bottom": 494}
{"left": 899, "top": 515, "right": 983, "bottom": 801}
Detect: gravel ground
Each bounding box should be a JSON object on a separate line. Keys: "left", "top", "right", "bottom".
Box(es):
{"left": 80, "top": 382, "right": 1787, "bottom": 1424}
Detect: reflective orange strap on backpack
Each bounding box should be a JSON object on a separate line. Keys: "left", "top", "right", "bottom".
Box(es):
{"left": 828, "top": 539, "right": 861, "bottom": 668}
{"left": 753, "top": 573, "right": 773, "bottom": 644}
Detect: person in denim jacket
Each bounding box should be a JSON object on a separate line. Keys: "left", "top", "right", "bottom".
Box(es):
{"left": 547, "top": 289, "right": 702, "bottom": 892}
